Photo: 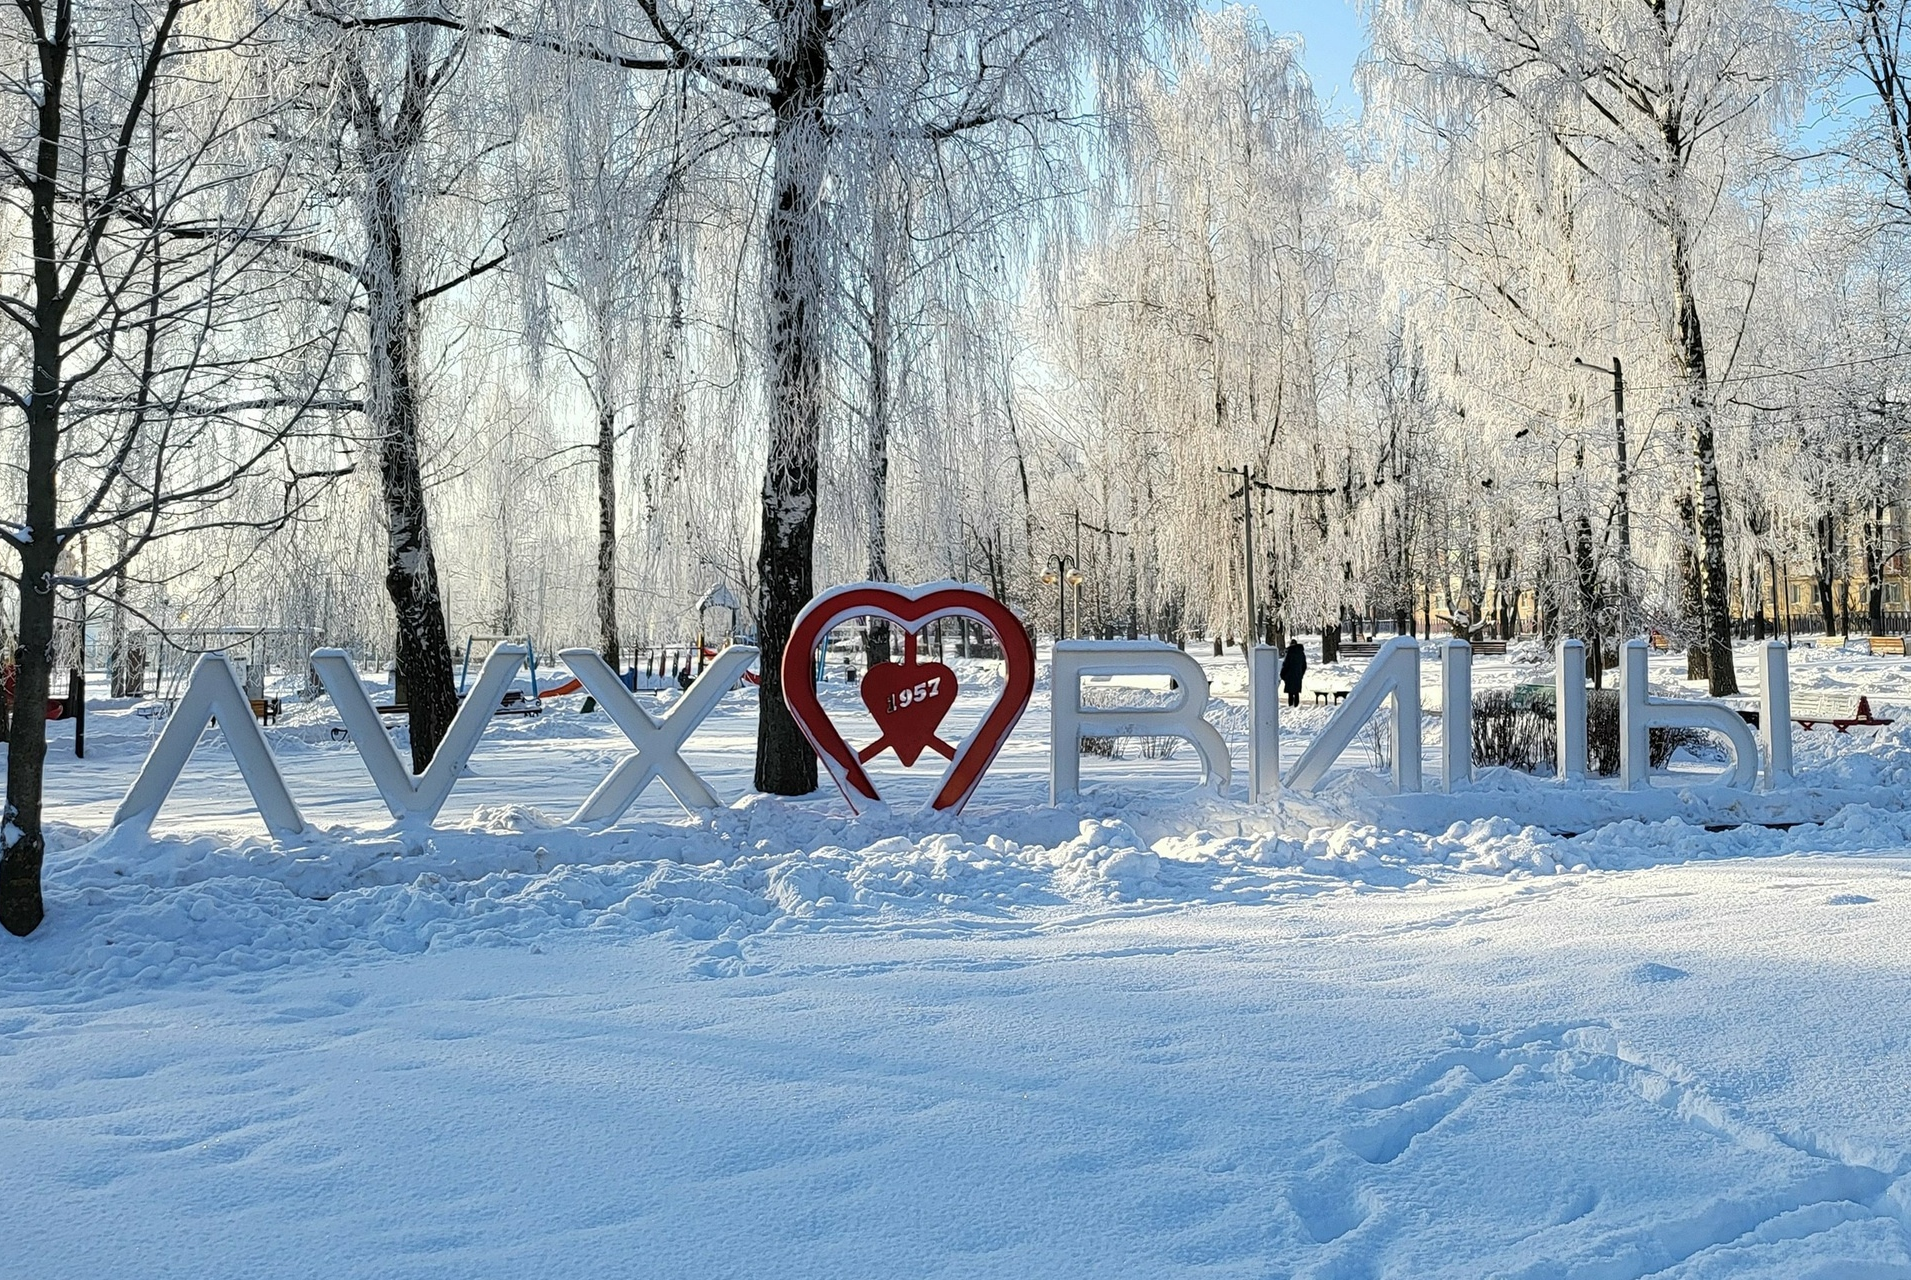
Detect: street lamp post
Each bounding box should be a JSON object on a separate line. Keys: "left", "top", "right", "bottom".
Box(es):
{"left": 1042, "top": 554, "right": 1084, "bottom": 641}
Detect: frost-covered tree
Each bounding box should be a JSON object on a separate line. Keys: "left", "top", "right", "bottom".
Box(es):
{"left": 1368, "top": 0, "right": 1810, "bottom": 693}
{"left": 296, "top": 6, "right": 532, "bottom": 768}
{"left": 0, "top": 0, "right": 351, "bottom": 933}
{"left": 1821, "top": 0, "right": 1911, "bottom": 226}
{"left": 350, "top": 0, "right": 1191, "bottom": 794}
{"left": 1037, "top": 10, "right": 1363, "bottom": 645}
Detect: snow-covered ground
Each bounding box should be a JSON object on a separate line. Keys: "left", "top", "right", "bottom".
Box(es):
{"left": 10, "top": 639, "right": 1911, "bottom": 1277}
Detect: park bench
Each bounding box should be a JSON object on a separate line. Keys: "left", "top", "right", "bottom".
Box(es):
{"left": 250, "top": 696, "right": 282, "bottom": 725}
{"left": 1869, "top": 636, "right": 1907, "bottom": 656}
{"left": 374, "top": 688, "right": 542, "bottom": 717}
{"left": 1792, "top": 694, "right": 1891, "bottom": 733}
{"left": 1311, "top": 688, "right": 1351, "bottom": 706}
{"left": 494, "top": 689, "right": 543, "bottom": 716}
{"left": 1332, "top": 638, "right": 1502, "bottom": 661}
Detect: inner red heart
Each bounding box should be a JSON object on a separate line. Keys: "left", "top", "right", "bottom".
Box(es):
{"left": 859, "top": 659, "right": 958, "bottom": 766}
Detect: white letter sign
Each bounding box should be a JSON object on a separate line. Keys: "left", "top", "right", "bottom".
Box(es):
{"left": 1618, "top": 638, "right": 1759, "bottom": 790}
{"left": 1248, "top": 644, "right": 1281, "bottom": 802}
{"left": 560, "top": 644, "right": 757, "bottom": 823}
{"left": 1287, "top": 636, "right": 1422, "bottom": 793}
{"left": 1441, "top": 639, "right": 1471, "bottom": 790}
{"left": 312, "top": 644, "right": 527, "bottom": 823}
{"left": 1760, "top": 640, "right": 1792, "bottom": 788}
{"left": 1050, "top": 641, "right": 1230, "bottom": 802}
{"left": 112, "top": 654, "right": 304, "bottom": 837}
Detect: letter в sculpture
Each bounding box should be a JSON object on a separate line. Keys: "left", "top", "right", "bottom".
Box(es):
{"left": 112, "top": 653, "right": 304, "bottom": 837}
{"left": 1050, "top": 641, "right": 1231, "bottom": 803}
{"left": 783, "top": 582, "right": 1036, "bottom": 814}
{"left": 1286, "top": 636, "right": 1422, "bottom": 794}
{"left": 560, "top": 645, "right": 758, "bottom": 823}
{"left": 1618, "top": 638, "right": 1759, "bottom": 790}
{"left": 311, "top": 643, "right": 527, "bottom": 823}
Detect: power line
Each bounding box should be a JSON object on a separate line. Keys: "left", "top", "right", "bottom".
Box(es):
{"left": 1617, "top": 350, "right": 1910, "bottom": 394}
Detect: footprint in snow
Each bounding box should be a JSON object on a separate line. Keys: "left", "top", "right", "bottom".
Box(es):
{"left": 1827, "top": 893, "right": 1877, "bottom": 905}
{"left": 1287, "top": 1180, "right": 1369, "bottom": 1244}
{"left": 1629, "top": 962, "right": 1689, "bottom": 984}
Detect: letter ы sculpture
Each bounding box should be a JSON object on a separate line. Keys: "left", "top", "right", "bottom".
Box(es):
{"left": 781, "top": 583, "right": 1036, "bottom": 814}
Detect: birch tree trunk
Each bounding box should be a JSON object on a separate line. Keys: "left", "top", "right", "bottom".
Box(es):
{"left": 1669, "top": 221, "right": 1739, "bottom": 694}
{"left": 862, "top": 199, "right": 894, "bottom": 673}
{"left": 362, "top": 138, "right": 461, "bottom": 770}
{"left": 339, "top": 33, "right": 467, "bottom": 771}
{"left": 754, "top": 0, "right": 829, "bottom": 795}
{"left": 597, "top": 396, "right": 621, "bottom": 664}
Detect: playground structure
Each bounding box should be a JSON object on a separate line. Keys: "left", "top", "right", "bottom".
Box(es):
{"left": 697, "top": 583, "right": 746, "bottom": 650}
{"left": 458, "top": 634, "right": 544, "bottom": 716}
{"left": 140, "top": 626, "right": 322, "bottom": 703}
{"left": 532, "top": 643, "right": 738, "bottom": 699}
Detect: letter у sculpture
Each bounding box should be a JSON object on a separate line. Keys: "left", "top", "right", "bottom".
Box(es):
{"left": 312, "top": 644, "right": 529, "bottom": 824}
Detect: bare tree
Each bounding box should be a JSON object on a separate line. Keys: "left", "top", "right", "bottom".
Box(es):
{"left": 0, "top": 0, "right": 351, "bottom": 933}
{"left": 1369, "top": 0, "right": 1809, "bottom": 693}
{"left": 522, "top": 58, "right": 734, "bottom": 667}
{"left": 298, "top": 7, "right": 531, "bottom": 768}
{"left": 1825, "top": 0, "right": 1911, "bottom": 225}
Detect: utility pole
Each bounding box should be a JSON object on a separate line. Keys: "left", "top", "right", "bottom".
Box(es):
{"left": 1575, "top": 355, "right": 1634, "bottom": 640}
{"left": 1220, "top": 465, "right": 1272, "bottom": 654}
{"left": 1079, "top": 513, "right": 1130, "bottom": 640}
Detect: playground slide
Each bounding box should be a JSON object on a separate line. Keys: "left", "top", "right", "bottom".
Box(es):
{"left": 533, "top": 650, "right": 762, "bottom": 698}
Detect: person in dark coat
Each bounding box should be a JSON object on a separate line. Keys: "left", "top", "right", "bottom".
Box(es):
{"left": 1280, "top": 640, "right": 1307, "bottom": 708}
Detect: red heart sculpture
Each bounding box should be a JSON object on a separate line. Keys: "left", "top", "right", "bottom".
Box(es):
{"left": 782, "top": 583, "right": 1036, "bottom": 813}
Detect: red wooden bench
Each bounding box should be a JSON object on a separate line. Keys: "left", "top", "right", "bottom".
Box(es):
{"left": 1793, "top": 694, "right": 1891, "bottom": 733}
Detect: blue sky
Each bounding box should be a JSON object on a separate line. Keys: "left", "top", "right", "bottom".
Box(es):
{"left": 1246, "top": 1, "right": 1858, "bottom": 140}
{"left": 1251, "top": 1, "right": 1366, "bottom": 115}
